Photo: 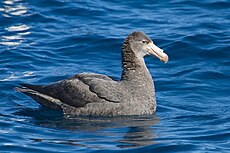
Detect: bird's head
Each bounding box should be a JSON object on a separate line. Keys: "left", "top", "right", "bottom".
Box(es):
{"left": 127, "top": 31, "right": 168, "bottom": 63}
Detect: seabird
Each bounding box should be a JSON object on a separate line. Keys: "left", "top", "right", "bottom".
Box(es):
{"left": 16, "top": 31, "right": 168, "bottom": 116}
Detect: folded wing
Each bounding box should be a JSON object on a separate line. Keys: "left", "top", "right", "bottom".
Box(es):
{"left": 17, "top": 73, "right": 124, "bottom": 109}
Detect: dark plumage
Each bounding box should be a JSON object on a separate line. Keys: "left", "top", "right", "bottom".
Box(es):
{"left": 16, "top": 31, "right": 168, "bottom": 116}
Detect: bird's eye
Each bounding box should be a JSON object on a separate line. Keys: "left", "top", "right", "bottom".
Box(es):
{"left": 142, "top": 40, "right": 148, "bottom": 44}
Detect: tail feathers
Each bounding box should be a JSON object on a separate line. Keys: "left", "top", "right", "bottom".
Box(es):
{"left": 15, "top": 86, "right": 63, "bottom": 110}
{"left": 16, "top": 84, "right": 79, "bottom": 116}
{"left": 19, "top": 84, "right": 45, "bottom": 94}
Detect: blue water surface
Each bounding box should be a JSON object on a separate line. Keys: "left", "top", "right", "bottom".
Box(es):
{"left": 0, "top": 0, "right": 230, "bottom": 152}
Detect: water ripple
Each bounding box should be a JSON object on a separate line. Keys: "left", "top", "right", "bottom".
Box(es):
{"left": 1, "top": 0, "right": 28, "bottom": 17}
{"left": 0, "top": 0, "right": 31, "bottom": 46}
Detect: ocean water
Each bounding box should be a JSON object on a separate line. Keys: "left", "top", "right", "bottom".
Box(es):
{"left": 0, "top": 0, "right": 230, "bottom": 152}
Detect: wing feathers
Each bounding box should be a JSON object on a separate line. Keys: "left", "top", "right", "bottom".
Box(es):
{"left": 17, "top": 73, "right": 124, "bottom": 109}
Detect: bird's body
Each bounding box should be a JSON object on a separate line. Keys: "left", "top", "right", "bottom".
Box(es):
{"left": 16, "top": 31, "right": 168, "bottom": 116}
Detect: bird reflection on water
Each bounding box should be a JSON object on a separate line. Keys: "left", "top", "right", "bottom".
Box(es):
{"left": 15, "top": 107, "right": 159, "bottom": 149}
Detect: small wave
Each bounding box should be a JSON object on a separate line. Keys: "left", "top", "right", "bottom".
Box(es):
{"left": 0, "top": 71, "right": 33, "bottom": 81}
{"left": 0, "top": 24, "right": 30, "bottom": 47}
{"left": 1, "top": 0, "right": 28, "bottom": 17}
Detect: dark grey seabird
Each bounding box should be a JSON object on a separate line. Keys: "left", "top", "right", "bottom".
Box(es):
{"left": 16, "top": 31, "right": 168, "bottom": 116}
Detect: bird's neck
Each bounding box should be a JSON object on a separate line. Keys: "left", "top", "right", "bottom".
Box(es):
{"left": 121, "top": 41, "right": 152, "bottom": 82}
